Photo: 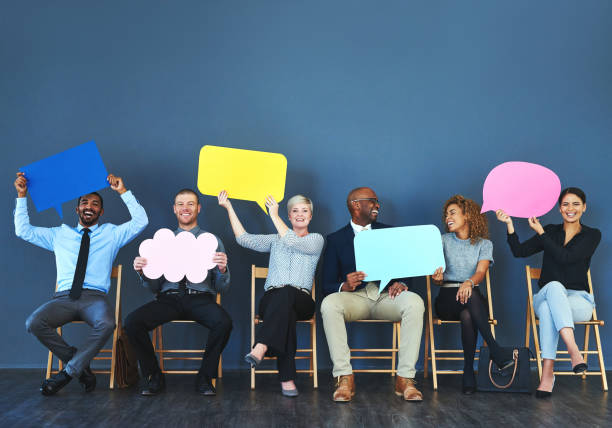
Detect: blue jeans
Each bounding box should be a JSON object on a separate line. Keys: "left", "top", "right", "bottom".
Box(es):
{"left": 533, "top": 281, "right": 595, "bottom": 360}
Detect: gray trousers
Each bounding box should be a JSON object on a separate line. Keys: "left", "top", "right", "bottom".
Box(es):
{"left": 25, "top": 290, "right": 116, "bottom": 378}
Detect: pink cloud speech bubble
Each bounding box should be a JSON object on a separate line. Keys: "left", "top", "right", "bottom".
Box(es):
{"left": 139, "top": 228, "right": 218, "bottom": 283}
{"left": 481, "top": 161, "right": 561, "bottom": 218}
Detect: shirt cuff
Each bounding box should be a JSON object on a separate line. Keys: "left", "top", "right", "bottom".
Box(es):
{"left": 339, "top": 282, "right": 344, "bottom": 292}
{"left": 15, "top": 197, "right": 27, "bottom": 207}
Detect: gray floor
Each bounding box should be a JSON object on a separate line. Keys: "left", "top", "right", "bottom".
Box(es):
{"left": 0, "top": 369, "right": 609, "bottom": 428}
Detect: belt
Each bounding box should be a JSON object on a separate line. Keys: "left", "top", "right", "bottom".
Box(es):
{"left": 161, "top": 288, "right": 208, "bottom": 296}
{"left": 441, "top": 282, "right": 479, "bottom": 288}
{"left": 267, "top": 285, "right": 311, "bottom": 295}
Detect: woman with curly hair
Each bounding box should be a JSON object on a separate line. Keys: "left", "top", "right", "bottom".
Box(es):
{"left": 432, "top": 195, "right": 512, "bottom": 394}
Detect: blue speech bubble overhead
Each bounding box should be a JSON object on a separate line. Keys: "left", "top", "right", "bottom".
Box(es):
{"left": 354, "top": 225, "right": 446, "bottom": 293}
{"left": 19, "top": 141, "right": 109, "bottom": 219}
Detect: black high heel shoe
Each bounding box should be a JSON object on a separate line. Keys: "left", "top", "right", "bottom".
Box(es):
{"left": 462, "top": 372, "right": 476, "bottom": 395}
{"left": 572, "top": 362, "right": 588, "bottom": 374}
{"left": 535, "top": 376, "right": 555, "bottom": 399}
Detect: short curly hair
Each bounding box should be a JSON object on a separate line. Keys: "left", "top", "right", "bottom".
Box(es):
{"left": 442, "top": 195, "right": 489, "bottom": 245}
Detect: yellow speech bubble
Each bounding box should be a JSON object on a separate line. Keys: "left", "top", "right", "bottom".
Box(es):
{"left": 197, "top": 145, "right": 287, "bottom": 212}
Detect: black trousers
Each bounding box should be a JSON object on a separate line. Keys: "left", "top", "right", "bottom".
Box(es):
{"left": 256, "top": 286, "right": 315, "bottom": 382}
{"left": 124, "top": 292, "right": 232, "bottom": 379}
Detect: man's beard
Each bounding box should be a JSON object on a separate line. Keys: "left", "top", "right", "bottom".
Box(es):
{"left": 79, "top": 212, "right": 99, "bottom": 226}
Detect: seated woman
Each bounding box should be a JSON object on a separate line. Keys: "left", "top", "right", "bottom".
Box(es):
{"left": 432, "top": 195, "right": 512, "bottom": 394}
{"left": 496, "top": 187, "right": 600, "bottom": 398}
{"left": 218, "top": 191, "right": 324, "bottom": 397}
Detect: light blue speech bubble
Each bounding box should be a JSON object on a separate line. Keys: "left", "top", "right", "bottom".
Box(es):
{"left": 355, "top": 225, "right": 446, "bottom": 293}
{"left": 19, "top": 141, "right": 109, "bottom": 219}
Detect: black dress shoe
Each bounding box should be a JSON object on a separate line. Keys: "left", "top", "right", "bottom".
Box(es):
{"left": 140, "top": 372, "right": 165, "bottom": 396}
{"left": 196, "top": 375, "right": 216, "bottom": 396}
{"left": 572, "top": 363, "right": 588, "bottom": 374}
{"left": 78, "top": 367, "right": 96, "bottom": 393}
{"left": 41, "top": 370, "right": 72, "bottom": 396}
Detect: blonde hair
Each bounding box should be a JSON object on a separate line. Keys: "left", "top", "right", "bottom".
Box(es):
{"left": 287, "top": 194, "right": 313, "bottom": 215}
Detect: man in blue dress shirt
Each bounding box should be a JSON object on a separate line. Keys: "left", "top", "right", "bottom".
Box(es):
{"left": 14, "top": 172, "right": 148, "bottom": 395}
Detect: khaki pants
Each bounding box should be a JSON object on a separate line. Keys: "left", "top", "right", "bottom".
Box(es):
{"left": 321, "top": 283, "right": 424, "bottom": 378}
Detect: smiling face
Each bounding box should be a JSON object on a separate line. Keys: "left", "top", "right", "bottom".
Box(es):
{"left": 288, "top": 203, "right": 312, "bottom": 230}
{"left": 174, "top": 192, "right": 201, "bottom": 229}
{"left": 76, "top": 193, "right": 103, "bottom": 227}
{"left": 559, "top": 193, "right": 586, "bottom": 224}
{"left": 445, "top": 203, "right": 468, "bottom": 234}
{"left": 349, "top": 188, "right": 380, "bottom": 226}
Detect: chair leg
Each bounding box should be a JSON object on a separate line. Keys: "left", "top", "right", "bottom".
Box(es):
{"left": 583, "top": 325, "right": 591, "bottom": 380}
{"left": 218, "top": 355, "right": 223, "bottom": 379}
{"left": 46, "top": 351, "right": 54, "bottom": 379}
{"left": 391, "top": 323, "right": 397, "bottom": 376}
{"left": 157, "top": 326, "right": 165, "bottom": 372}
{"left": 424, "top": 317, "right": 430, "bottom": 379}
{"left": 429, "top": 318, "right": 438, "bottom": 390}
{"left": 593, "top": 324, "right": 608, "bottom": 391}
{"left": 530, "top": 307, "right": 542, "bottom": 381}
{"left": 109, "top": 322, "right": 120, "bottom": 389}
{"left": 312, "top": 319, "right": 318, "bottom": 389}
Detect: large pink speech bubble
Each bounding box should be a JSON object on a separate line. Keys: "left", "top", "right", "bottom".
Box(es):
{"left": 139, "top": 229, "right": 218, "bottom": 283}
{"left": 481, "top": 161, "right": 561, "bottom": 218}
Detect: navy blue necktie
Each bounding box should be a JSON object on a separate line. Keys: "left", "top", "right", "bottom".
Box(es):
{"left": 70, "top": 228, "right": 91, "bottom": 300}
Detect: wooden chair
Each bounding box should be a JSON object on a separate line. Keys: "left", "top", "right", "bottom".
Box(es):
{"left": 46, "top": 265, "right": 123, "bottom": 389}
{"left": 251, "top": 265, "right": 318, "bottom": 389}
{"left": 525, "top": 265, "right": 607, "bottom": 391}
{"left": 151, "top": 293, "right": 223, "bottom": 386}
{"left": 423, "top": 270, "right": 498, "bottom": 390}
{"left": 348, "top": 319, "right": 400, "bottom": 375}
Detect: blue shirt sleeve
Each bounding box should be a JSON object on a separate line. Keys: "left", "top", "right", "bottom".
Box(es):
{"left": 14, "top": 197, "right": 58, "bottom": 251}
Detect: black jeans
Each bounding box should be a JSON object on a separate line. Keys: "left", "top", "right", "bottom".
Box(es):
{"left": 256, "top": 286, "right": 315, "bottom": 382}
{"left": 124, "top": 292, "right": 232, "bottom": 379}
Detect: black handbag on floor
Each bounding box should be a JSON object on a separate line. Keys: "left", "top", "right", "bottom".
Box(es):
{"left": 476, "top": 346, "right": 532, "bottom": 393}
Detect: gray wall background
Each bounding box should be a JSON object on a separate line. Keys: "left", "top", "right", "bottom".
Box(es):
{"left": 1, "top": 1, "right": 611, "bottom": 373}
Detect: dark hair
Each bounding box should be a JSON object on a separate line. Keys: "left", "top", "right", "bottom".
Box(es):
{"left": 77, "top": 192, "right": 103, "bottom": 209}
{"left": 174, "top": 188, "right": 200, "bottom": 204}
{"left": 558, "top": 187, "right": 586, "bottom": 205}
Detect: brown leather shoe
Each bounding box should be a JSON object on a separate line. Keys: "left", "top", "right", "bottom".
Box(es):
{"left": 333, "top": 374, "right": 355, "bottom": 402}
{"left": 395, "top": 376, "right": 423, "bottom": 401}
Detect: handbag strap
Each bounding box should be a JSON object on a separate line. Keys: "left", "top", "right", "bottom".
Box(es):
{"left": 488, "top": 349, "right": 519, "bottom": 389}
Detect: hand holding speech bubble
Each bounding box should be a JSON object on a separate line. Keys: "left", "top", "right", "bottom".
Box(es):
{"left": 355, "top": 225, "right": 445, "bottom": 293}
{"left": 139, "top": 228, "right": 218, "bottom": 283}
{"left": 19, "top": 141, "right": 109, "bottom": 218}
{"left": 481, "top": 161, "right": 561, "bottom": 218}
{"left": 197, "top": 145, "right": 287, "bottom": 212}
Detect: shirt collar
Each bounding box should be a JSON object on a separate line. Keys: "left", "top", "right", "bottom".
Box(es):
{"left": 176, "top": 225, "right": 201, "bottom": 235}
{"left": 350, "top": 220, "right": 372, "bottom": 235}
{"left": 76, "top": 223, "right": 99, "bottom": 233}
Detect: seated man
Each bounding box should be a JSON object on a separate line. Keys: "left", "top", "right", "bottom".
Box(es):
{"left": 14, "top": 172, "right": 148, "bottom": 395}
{"left": 125, "top": 188, "right": 232, "bottom": 396}
{"left": 321, "top": 187, "right": 425, "bottom": 402}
